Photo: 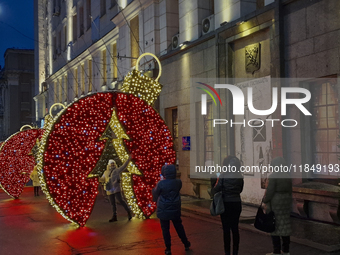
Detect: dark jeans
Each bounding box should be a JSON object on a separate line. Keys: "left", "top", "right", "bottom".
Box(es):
{"left": 220, "top": 201, "right": 242, "bottom": 255}
{"left": 271, "top": 236, "right": 290, "bottom": 254}
{"left": 108, "top": 192, "right": 130, "bottom": 215}
{"left": 160, "top": 218, "right": 189, "bottom": 249}
{"left": 34, "top": 186, "right": 39, "bottom": 196}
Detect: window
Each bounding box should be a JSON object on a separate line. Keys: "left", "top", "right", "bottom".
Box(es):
{"left": 79, "top": 6, "right": 84, "bottom": 36}
{"left": 20, "top": 111, "right": 30, "bottom": 123}
{"left": 73, "top": 14, "right": 77, "bottom": 42}
{"left": 58, "top": 30, "right": 61, "bottom": 52}
{"left": 86, "top": 0, "right": 91, "bottom": 30}
{"left": 110, "top": 0, "right": 117, "bottom": 8}
{"left": 257, "top": 0, "right": 265, "bottom": 9}
{"left": 53, "top": 36, "right": 56, "bottom": 56}
{"left": 204, "top": 101, "right": 214, "bottom": 165}
{"left": 102, "top": 49, "right": 107, "bottom": 85}
{"left": 21, "top": 92, "right": 30, "bottom": 102}
{"left": 54, "top": 82, "right": 57, "bottom": 103}
{"left": 59, "top": 79, "right": 62, "bottom": 103}
{"left": 88, "top": 59, "right": 92, "bottom": 92}
{"left": 130, "top": 15, "right": 139, "bottom": 67}
{"left": 74, "top": 68, "right": 78, "bottom": 97}
{"left": 209, "top": 0, "right": 214, "bottom": 15}
{"left": 64, "top": 75, "right": 68, "bottom": 102}
{"left": 112, "top": 43, "right": 117, "bottom": 80}
{"left": 100, "top": 0, "right": 106, "bottom": 17}
{"left": 81, "top": 64, "right": 85, "bottom": 94}
{"left": 64, "top": 25, "right": 67, "bottom": 51}
{"left": 311, "top": 79, "right": 339, "bottom": 179}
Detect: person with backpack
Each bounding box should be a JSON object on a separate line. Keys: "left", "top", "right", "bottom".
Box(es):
{"left": 152, "top": 164, "right": 191, "bottom": 255}
{"left": 101, "top": 155, "right": 133, "bottom": 222}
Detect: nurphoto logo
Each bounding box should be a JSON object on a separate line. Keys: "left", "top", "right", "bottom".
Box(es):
{"left": 197, "top": 82, "right": 312, "bottom": 128}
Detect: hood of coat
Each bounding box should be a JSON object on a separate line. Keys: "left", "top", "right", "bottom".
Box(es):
{"left": 163, "top": 164, "right": 176, "bottom": 179}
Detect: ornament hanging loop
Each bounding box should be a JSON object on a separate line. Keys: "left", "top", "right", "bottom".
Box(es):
{"left": 135, "top": 53, "right": 162, "bottom": 82}
{"left": 20, "top": 125, "right": 33, "bottom": 131}
{"left": 49, "top": 103, "right": 66, "bottom": 118}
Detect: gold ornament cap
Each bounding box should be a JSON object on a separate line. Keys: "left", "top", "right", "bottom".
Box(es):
{"left": 121, "top": 53, "right": 162, "bottom": 106}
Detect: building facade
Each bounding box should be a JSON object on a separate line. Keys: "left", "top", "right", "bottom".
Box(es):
{"left": 159, "top": 0, "right": 340, "bottom": 224}
{"left": 0, "top": 49, "right": 36, "bottom": 140}
{"left": 35, "top": 0, "right": 340, "bottom": 223}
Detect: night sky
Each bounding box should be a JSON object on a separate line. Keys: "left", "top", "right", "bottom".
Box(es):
{"left": 0, "top": 0, "right": 34, "bottom": 68}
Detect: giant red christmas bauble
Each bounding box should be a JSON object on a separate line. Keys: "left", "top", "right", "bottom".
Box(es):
{"left": 39, "top": 91, "right": 175, "bottom": 226}
{"left": 0, "top": 129, "right": 44, "bottom": 198}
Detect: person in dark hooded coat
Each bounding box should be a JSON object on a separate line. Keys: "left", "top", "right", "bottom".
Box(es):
{"left": 152, "top": 164, "right": 191, "bottom": 255}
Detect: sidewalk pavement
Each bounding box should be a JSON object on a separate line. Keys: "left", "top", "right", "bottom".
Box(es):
{"left": 181, "top": 196, "right": 340, "bottom": 254}
{"left": 1, "top": 187, "right": 339, "bottom": 255}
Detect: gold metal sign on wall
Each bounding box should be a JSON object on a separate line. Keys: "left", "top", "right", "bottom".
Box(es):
{"left": 245, "top": 43, "right": 260, "bottom": 73}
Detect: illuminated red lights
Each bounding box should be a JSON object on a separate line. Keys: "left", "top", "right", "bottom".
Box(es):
{"left": 42, "top": 93, "right": 114, "bottom": 226}
{"left": 40, "top": 92, "right": 175, "bottom": 226}
{"left": 116, "top": 93, "right": 176, "bottom": 217}
{"left": 0, "top": 70, "right": 175, "bottom": 227}
{"left": 0, "top": 129, "right": 44, "bottom": 198}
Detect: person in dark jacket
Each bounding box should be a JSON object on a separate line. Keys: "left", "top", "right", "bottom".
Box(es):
{"left": 263, "top": 157, "right": 292, "bottom": 255}
{"left": 152, "top": 164, "right": 191, "bottom": 255}
{"left": 212, "top": 156, "right": 244, "bottom": 255}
